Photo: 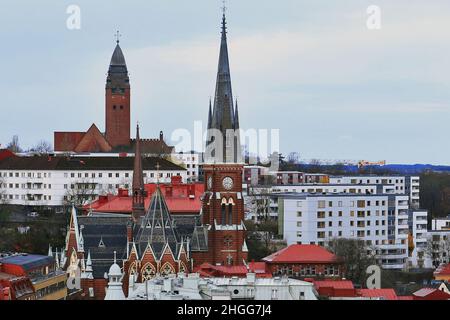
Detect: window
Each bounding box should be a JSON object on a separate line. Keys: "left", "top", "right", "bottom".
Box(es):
{"left": 297, "top": 212, "right": 302, "bottom": 217}
{"left": 317, "top": 211, "right": 325, "bottom": 219}
{"left": 318, "top": 200, "right": 326, "bottom": 209}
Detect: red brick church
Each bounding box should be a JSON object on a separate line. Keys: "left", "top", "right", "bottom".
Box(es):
{"left": 54, "top": 38, "right": 174, "bottom": 154}
{"left": 52, "top": 11, "right": 248, "bottom": 300}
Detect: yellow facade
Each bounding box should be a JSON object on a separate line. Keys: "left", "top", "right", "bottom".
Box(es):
{"left": 33, "top": 272, "right": 68, "bottom": 300}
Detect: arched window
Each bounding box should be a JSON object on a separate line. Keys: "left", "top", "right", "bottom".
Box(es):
{"left": 228, "top": 198, "right": 235, "bottom": 225}
{"left": 160, "top": 263, "right": 175, "bottom": 276}
{"left": 221, "top": 198, "right": 227, "bottom": 225}
{"left": 179, "top": 262, "right": 187, "bottom": 274}
{"left": 141, "top": 264, "right": 156, "bottom": 281}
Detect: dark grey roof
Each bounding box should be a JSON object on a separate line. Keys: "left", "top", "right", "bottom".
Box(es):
{"left": 190, "top": 226, "right": 209, "bottom": 252}
{"left": 0, "top": 156, "right": 186, "bottom": 171}
{"left": 110, "top": 44, "right": 127, "bottom": 67}
{"left": 134, "top": 187, "right": 181, "bottom": 259}
{"left": 79, "top": 216, "right": 129, "bottom": 279}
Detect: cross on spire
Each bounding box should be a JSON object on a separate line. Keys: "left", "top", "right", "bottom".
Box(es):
{"left": 115, "top": 30, "right": 122, "bottom": 44}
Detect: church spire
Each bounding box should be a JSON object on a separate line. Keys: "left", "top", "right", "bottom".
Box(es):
{"left": 206, "top": 8, "right": 242, "bottom": 163}
{"left": 132, "top": 124, "right": 146, "bottom": 221}
{"left": 207, "top": 98, "right": 213, "bottom": 129}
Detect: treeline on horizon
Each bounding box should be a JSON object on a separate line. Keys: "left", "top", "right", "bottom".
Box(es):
{"left": 275, "top": 157, "right": 450, "bottom": 220}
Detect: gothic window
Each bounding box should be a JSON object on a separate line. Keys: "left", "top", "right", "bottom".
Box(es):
{"left": 228, "top": 198, "right": 234, "bottom": 225}
{"left": 141, "top": 264, "right": 156, "bottom": 281}
{"left": 224, "top": 236, "right": 233, "bottom": 249}
{"left": 160, "top": 263, "right": 175, "bottom": 276}
{"left": 226, "top": 254, "right": 233, "bottom": 266}
{"left": 179, "top": 263, "right": 187, "bottom": 274}
{"left": 221, "top": 198, "right": 227, "bottom": 225}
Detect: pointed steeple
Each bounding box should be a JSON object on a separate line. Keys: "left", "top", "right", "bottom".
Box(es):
{"left": 207, "top": 98, "right": 213, "bottom": 130}
{"left": 134, "top": 186, "right": 180, "bottom": 260}
{"left": 132, "top": 124, "right": 146, "bottom": 221}
{"left": 106, "top": 36, "right": 129, "bottom": 90}
{"left": 206, "top": 10, "right": 242, "bottom": 163}
{"left": 234, "top": 99, "right": 240, "bottom": 130}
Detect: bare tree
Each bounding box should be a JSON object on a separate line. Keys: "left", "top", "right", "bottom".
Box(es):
{"left": 327, "top": 238, "right": 377, "bottom": 287}
{"left": 63, "top": 180, "right": 99, "bottom": 207}
{"left": 6, "top": 135, "right": 22, "bottom": 153}
{"left": 30, "top": 140, "right": 53, "bottom": 154}
{"left": 425, "top": 235, "right": 450, "bottom": 268}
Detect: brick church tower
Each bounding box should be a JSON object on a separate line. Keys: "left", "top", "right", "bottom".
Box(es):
{"left": 105, "top": 38, "right": 131, "bottom": 148}
{"left": 198, "top": 11, "right": 248, "bottom": 267}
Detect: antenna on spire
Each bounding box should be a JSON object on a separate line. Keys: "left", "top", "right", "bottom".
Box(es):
{"left": 114, "top": 251, "right": 117, "bottom": 264}
{"left": 115, "top": 30, "right": 122, "bottom": 44}
{"left": 222, "top": 0, "right": 227, "bottom": 15}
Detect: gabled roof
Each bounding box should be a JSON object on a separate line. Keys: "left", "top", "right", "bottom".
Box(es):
{"left": 358, "top": 289, "right": 398, "bottom": 300}
{"left": 74, "top": 124, "right": 112, "bottom": 153}
{"left": 263, "top": 245, "right": 339, "bottom": 264}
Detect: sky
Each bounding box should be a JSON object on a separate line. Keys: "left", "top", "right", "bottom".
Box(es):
{"left": 0, "top": 0, "right": 449, "bottom": 165}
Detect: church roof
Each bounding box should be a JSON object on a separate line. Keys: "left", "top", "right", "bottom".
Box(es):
{"left": 110, "top": 43, "right": 127, "bottom": 67}
{"left": 77, "top": 215, "right": 129, "bottom": 279}
{"left": 134, "top": 186, "right": 181, "bottom": 259}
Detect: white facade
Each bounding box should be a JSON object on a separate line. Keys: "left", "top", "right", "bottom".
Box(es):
{"left": 408, "top": 210, "right": 429, "bottom": 268}
{"left": 171, "top": 152, "right": 200, "bottom": 182}
{"left": 127, "top": 273, "right": 318, "bottom": 301}
{"left": 279, "top": 193, "right": 410, "bottom": 270}
{"left": 0, "top": 165, "right": 186, "bottom": 207}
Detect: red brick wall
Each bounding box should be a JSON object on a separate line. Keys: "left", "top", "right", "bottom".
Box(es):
{"left": 105, "top": 88, "right": 130, "bottom": 148}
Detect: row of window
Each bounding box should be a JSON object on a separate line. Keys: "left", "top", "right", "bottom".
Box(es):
{"left": 2, "top": 183, "right": 52, "bottom": 189}
{"left": 297, "top": 210, "right": 388, "bottom": 219}
{"left": 1, "top": 172, "right": 52, "bottom": 178}
{"left": 2, "top": 194, "right": 52, "bottom": 201}
{"left": 313, "top": 219, "right": 387, "bottom": 228}
{"left": 1, "top": 171, "right": 182, "bottom": 180}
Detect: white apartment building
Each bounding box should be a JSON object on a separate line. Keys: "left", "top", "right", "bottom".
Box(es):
{"left": 0, "top": 155, "right": 187, "bottom": 207}
{"left": 245, "top": 183, "right": 401, "bottom": 222}
{"left": 278, "top": 193, "right": 411, "bottom": 270}
{"left": 408, "top": 209, "right": 429, "bottom": 268}
{"left": 171, "top": 152, "right": 200, "bottom": 182}
{"left": 329, "top": 175, "right": 420, "bottom": 208}
{"left": 127, "top": 273, "right": 318, "bottom": 301}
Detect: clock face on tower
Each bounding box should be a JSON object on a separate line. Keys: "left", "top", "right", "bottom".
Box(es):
{"left": 222, "top": 177, "right": 234, "bottom": 190}
{"left": 207, "top": 176, "right": 213, "bottom": 190}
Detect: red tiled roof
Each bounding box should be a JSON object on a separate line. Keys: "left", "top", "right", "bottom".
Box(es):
{"left": 248, "top": 262, "right": 268, "bottom": 274}
{"left": 263, "top": 245, "right": 338, "bottom": 264}
{"left": 358, "top": 289, "right": 398, "bottom": 300}
{"left": 314, "top": 280, "right": 354, "bottom": 290}
{"left": 413, "top": 288, "right": 440, "bottom": 297}
{"left": 86, "top": 182, "right": 204, "bottom": 214}
{"left": 434, "top": 263, "right": 450, "bottom": 276}
{"left": 398, "top": 296, "right": 414, "bottom": 300}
